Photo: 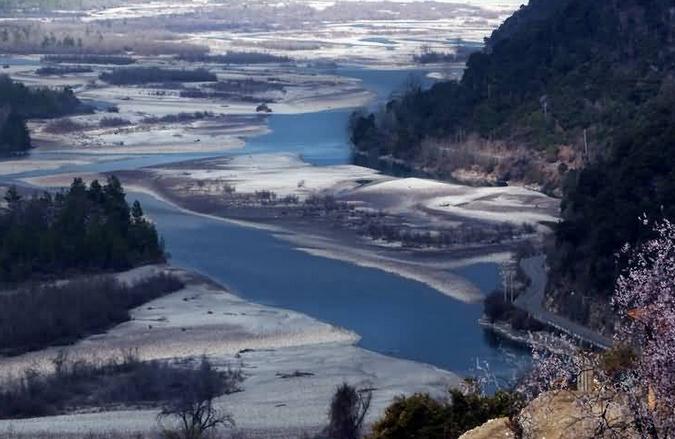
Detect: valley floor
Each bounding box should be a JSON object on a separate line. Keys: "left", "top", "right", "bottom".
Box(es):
{"left": 0, "top": 4, "right": 555, "bottom": 433}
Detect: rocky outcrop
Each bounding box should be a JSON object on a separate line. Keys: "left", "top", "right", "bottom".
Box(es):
{"left": 463, "top": 391, "right": 638, "bottom": 439}
{"left": 458, "top": 417, "right": 514, "bottom": 439}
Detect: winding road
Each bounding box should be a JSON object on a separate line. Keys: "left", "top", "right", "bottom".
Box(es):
{"left": 516, "top": 255, "right": 612, "bottom": 349}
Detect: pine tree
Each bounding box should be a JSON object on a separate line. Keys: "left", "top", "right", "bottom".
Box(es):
{"left": 3, "top": 185, "right": 20, "bottom": 207}
{"left": 131, "top": 200, "right": 144, "bottom": 224}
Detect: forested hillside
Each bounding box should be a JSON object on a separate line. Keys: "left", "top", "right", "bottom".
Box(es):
{"left": 350, "top": 0, "right": 675, "bottom": 330}
{"left": 0, "top": 75, "right": 83, "bottom": 153}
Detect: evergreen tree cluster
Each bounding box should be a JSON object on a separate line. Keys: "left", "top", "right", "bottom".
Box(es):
{"left": 0, "top": 74, "right": 83, "bottom": 154}
{"left": 0, "top": 177, "right": 164, "bottom": 282}
{"left": 0, "top": 75, "right": 82, "bottom": 119}
{"left": 0, "top": 109, "right": 29, "bottom": 154}
{"left": 350, "top": 0, "right": 675, "bottom": 327}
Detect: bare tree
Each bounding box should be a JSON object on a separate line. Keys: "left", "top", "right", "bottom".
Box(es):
{"left": 159, "top": 357, "right": 241, "bottom": 439}
{"left": 325, "top": 383, "right": 372, "bottom": 439}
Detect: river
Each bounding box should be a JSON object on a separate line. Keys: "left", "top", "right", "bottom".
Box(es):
{"left": 6, "top": 64, "right": 531, "bottom": 384}
{"left": 140, "top": 66, "right": 529, "bottom": 382}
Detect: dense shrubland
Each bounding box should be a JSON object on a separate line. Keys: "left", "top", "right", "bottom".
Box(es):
{"left": 177, "top": 79, "right": 286, "bottom": 102}
{"left": 206, "top": 79, "right": 286, "bottom": 94}
{"left": 0, "top": 273, "right": 184, "bottom": 355}
{"left": 42, "top": 54, "right": 136, "bottom": 65}
{"left": 99, "top": 116, "right": 131, "bottom": 128}
{"left": 179, "top": 88, "right": 264, "bottom": 103}
{"left": 42, "top": 117, "right": 86, "bottom": 133}
{"left": 350, "top": 0, "right": 675, "bottom": 329}
{"left": 317, "top": 382, "right": 519, "bottom": 439}
{"left": 177, "top": 51, "right": 292, "bottom": 65}
{"left": 141, "top": 111, "right": 214, "bottom": 125}
{"left": 367, "top": 388, "right": 521, "bottom": 439}
{"left": 0, "top": 353, "right": 241, "bottom": 420}
{"left": 178, "top": 184, "right": 532, "bottom": 249}
{"left": 35, "top": 65, "right": 93, "bottom": 75}
{"left": 0, "top": 177, "right": 165, "bottom": 282}
{"left": 100, "top": 67, "right": 217, "bottom": 85}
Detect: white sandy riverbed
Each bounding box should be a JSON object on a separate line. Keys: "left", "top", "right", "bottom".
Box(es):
{"left": 0, "top": 265, "right": 458, "bottom": 437}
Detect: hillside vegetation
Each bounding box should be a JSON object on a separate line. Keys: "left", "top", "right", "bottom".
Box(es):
{"left": 350, "top": 0, "right": 675, "bottom": 330}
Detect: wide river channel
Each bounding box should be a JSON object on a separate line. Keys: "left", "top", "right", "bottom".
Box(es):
{"left": 7, "top": 65, "right": 530, "bottom": 383}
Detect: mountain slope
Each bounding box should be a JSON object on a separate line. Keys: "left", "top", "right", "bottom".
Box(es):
{"left": 349, "top": 0, "right": 675, "bottom": 330}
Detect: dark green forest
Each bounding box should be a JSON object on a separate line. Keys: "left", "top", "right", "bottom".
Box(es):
{"left": 0, "top": 75, "right": 84, "bottom": 153}
{"left": 99, "top": 67, "right": 217, "bottom": 85}
{"left": 0, "top": 110, "right": 29, "bottom": 154}
{"left": 350, "top": 0, "right": 675, "bottom": 328}
{"left": 0, "top": 177, "right": 164, "bottom": 282}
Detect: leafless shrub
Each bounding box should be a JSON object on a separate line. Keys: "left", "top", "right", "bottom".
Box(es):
{"left": 0, "top": 273, "right": 184, "bottom": 355}
{"left": 36, "top": 66, "right": 94, "bottom": 75}
{"left": 99, "top": 117, "right": 131, "bottom": 128}
{"left": 158, "top": 358, "right": 242, "bottom": 439}
{"left": 141, "top": 112, "right": 214, "bottom": 125}
{"left": 255, "top": 190, "right": 277, "bottom": 204}
{"left": 0, "top": 352, "right": 241, "bottom": 421}
{"left": 324, "top": 383, "right": 372, "bottom": 439}
{"left": 43, "top": 117, "right": 86, "bottom": 133}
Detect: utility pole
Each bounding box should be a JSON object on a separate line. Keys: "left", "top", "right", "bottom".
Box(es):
{"left": 503, "top": 270, "right": 515, "bottom": 303}
{"left": 501, "top": 265, "right": 509, "bottom": 302}
{"left": 509, "top": 272, "right": 515, "bottom": 303}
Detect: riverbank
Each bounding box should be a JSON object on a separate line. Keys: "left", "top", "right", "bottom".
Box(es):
{"left": 0, "top": 7, "right": 537, "bottom": 427}
{"left": 0, "top": 264, "right": 459, "bottom": 437}
{"left": 21, "top": 153, "right": 559, "bottom": 305}
{"left": 2, "top": 54, "right": 535, "bottom": 387}
{"left": 104, "top": 153, "right": 558, "bottom": 304}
